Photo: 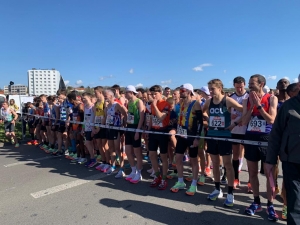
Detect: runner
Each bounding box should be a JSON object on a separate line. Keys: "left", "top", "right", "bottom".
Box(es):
{"left": 0, "top": 101, "right": 19, "bottom": 147}
{"left": 124, "top": 85, "right": 145, "bottom": 183}
{"left": 39, "top": 94, "right": 50, "bottom": 151}
{"left": 202, "top": 79, "right": 243, "bottom": 207}
{"left": 82, "top": 92, "right": 97, "bottom": 168}
{"left": 229, "top": 77, "right": 249, "bottom": 190}
{"left": 170, "top": 83, "right": 204, "bottom": 195}
{"left": 27, "top": 102, "right": 37, "bottom": 145}
{"left": 146, "top": 85, "right": 171, "bottom": 190}
{"left": 286, "top": 83, "right": 299, "bottom": 97}
{"left": 242, "top": 74, "right": 278, "bottom": 221}
{"left": 44, "top": 96, "right": 57, "bottom": 154}
{"left": 103, "top": 89, "right": 127, "bottom": 176}
{"left": 93, "top": 86, "right": 110, "bottom": 171}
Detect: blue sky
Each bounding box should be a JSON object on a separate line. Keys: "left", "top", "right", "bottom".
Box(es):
{"left": 0, "top": 0, "right": 299, "bottom": 90}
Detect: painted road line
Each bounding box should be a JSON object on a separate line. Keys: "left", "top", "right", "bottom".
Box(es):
{"left": 3, "top": 156, "right": 51, "bottom": 167}
{"left": 30, "top": 173, "right": 108, "bottom": 199}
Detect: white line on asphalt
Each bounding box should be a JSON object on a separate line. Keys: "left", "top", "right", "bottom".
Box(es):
{"left": 3, "top": 156, "right": 51, "bottom": 167}
{"left": 30, "top": 173, "right": 108, "bottom": 199}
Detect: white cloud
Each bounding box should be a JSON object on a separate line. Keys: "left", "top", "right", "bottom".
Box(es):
{"left": 129, "top": 68, "right": 134, "bottom": 74}
{"left": 76, "top": 80, "right": 83, "bottom": 85}
{"left": 99, "top": 74, "right": 114, "bottom": 80}
{"left": 192, "top": 63, "right": 212, "bottom": 72}
{"left": 223, "top": 70, "right": 226, "bottom": 74}
{"left": 65, "top": 80, "right": 70, "bottom": 85}
{"left": 161, "top": 79, "right": 172, "bottom": 84}
{"left": 267, "top": 75, "right": 277, "bottom": 80}
{"left": 161, "top": 85, "right": 168, "bottom": 88}
{"left": 293, "top": 78, "right": 298, "bottom": 83}
{"left": 135, "top": 83, "right": 143, "bottom": 87}
{"left": 283, "top": 76, "right": 290, "bottom": 81}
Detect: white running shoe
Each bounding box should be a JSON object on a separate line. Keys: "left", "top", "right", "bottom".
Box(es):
{"left": 125, "top": 172, "right": 136, "bottom": 181}
{"left": 150, "top": 170, "right": 156, "bottom": 178}
{"left": 115, "top": 170, "right": 125, "bottom": 179}
{"left": 130, "top": 173, "right": 142, "bottom": 184}
{"left": 147, "top": 168, "right": 153, "bottom": 174}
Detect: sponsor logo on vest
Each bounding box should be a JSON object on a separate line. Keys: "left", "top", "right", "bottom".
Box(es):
{"left": 210, "top": 108, "right": 224, "bottom": 114}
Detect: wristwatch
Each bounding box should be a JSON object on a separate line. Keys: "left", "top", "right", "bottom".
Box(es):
{"left": 257, "top": 105, "right": 262, "bottom": 110}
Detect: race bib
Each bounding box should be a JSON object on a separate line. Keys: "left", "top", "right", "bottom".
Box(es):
{"left": 127, "top": 113, "right": 134, "bottom": 124}
{"left": 106, "top": 115, "right": 114, "bottom": 125}
{"left": 95, "top": 116, "right": 103, "bottom": 124}
{"left": 209, "top": 116, "right": 225, "bottom": 128}
{"left": 152, "top": 115, "right": 162, "bottom": 128}
{"left": 247, "top": 117, "right": 266, "bottom": 132}
{"left": 177, "top": 125, "right": 187, "bottom": 138}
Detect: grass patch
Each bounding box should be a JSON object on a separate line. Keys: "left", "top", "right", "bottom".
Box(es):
{"left": 0, "top": 122, "right": 23, "bottom": 143}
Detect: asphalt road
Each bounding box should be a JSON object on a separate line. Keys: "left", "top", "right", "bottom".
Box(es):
{"left": 0, "top": 141, "right": 285, "bottom": 225}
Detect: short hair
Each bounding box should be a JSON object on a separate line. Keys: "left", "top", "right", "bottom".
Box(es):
{"left": 166, "top": 97, "right": 174, "bottom": 105}
{"left": 94, "top": 86, "right": 104, "bottom": 93}
{"left": 250, "top": 74, "right": 266, "bottom": 87}
{"left": 136, "top": 88, "right": 145, "bottom": 93}
{"left": 164, "top": 87, "right": 171, "bottom": 91}
{"left": 104, "top": 89, "right": 114, "bottom": 97}
{"left": 82, "top": 92, "right": 92, "bottom": 98}
{"left": 149, "top": 85, "right": 163, "bottom": 93}
{"left": 47, "top": 96, "right": 55, "bottom": 102}
{"left": 67, "top": 92, "right": 77, "bottom": 101}
{"left": 109, "top": 88, "right": 116, "bottom": 96}
{"left": 286, "top": 83, "right": 299, "bottom": 95}
{"left": 233, "top": 76, "right": 246, "bottom": 85}
{"left": 111, "top": 84, "right": 121, "bottom": 91}
{"left": 208, "top": 79, "right": 224, "bottom": 94}
{"left": 39, "top": 94, "right": 47, "bottom": 98}
{"left": 57, "top": 89, "right": 67, "bottom": 96}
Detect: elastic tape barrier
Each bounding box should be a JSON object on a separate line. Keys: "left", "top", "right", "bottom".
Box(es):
{"left": 22, "top": 113, "right": 268, "bottom": 146}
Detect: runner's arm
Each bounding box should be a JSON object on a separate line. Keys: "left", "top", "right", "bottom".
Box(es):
{"left": 116, "top": 103, "right": 127, "bottom": 123}
{"left": 11, "top": 110, "right": 18, "bottom": 121}
{"left": 192, "top": 103, "right": 203, "bottom": 136}
{"left": 227, "top": 97, "right": 243, "bottom": 112}
{"left": 137, "top": 100, "right": 145, "bottom": 130}
{"left": 153, "top": 105, "right": 167, "bottom": 121}
{"left": 242, "top": 98, "right": 253, "bottom": 126}
{"left": 258, "top": 95, "right": 278, "bottom": 124}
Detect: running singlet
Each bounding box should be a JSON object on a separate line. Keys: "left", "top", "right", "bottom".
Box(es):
{"left": 94, "top": 101, "right": 105, "bottom": 125}
{"left": 84, "top": 105, "right": 94, "bottom": 132}
{"left": 246, "top": 93, "right": 272, "bottom": 134}
{"left": 106, "top": 103, "right": 122, "bottom": 126}
{"left": 230, "top": 92, "right": 249, "bottom": 134}
{"left": 145, "top": 102, "right": 152, "bottom": 128}
{"left": 174, "top": 103, "right": 180, "bottom": 117}
{"left": 207, "top": 97, "right": 231, "bottom": 137}
{"left": 177, "top": 100, "right": 196, "bottom": 137}
{"left": 72, "top": 104, "right": 83, "bottom": 130}
{"left": 43, "top": 102, "right": 50, "bottom": 121}
{"left": 150, "top": 100, "right": 170, "bottom": 129}
{"left": 127, "top": 99, "right": 140, "bottom": 125}
{"left": 50, "top": 105, "right": 58, "bottom": 125}
{"left": 0, "top": 108, "right": 13, "bottom": 122}
{"left": 60, "top": 101, "right": 68, "bottom": 125}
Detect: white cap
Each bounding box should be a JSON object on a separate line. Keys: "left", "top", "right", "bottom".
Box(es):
{"left": 200, "top": 86, "right": 210, "bottom": 96}
{"left": 125, "top": 85, "right": 138, "bottom": 94}
{"left": 263, "top": 85, "right": 270, "bottom": 94}
{"left": 181, "top": 83, "right": 195, "bottom": 96}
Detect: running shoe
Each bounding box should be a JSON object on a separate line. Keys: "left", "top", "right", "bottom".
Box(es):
{"left": 224, "top": 194, "right": 234, "bottom": 207}
{"left": 170, "top": 182, "right": 186, "bottom": 193}
{"left": 115, "top": 170, "right": 125, "bottom": 179}
{"left": 15, "top": 143, "right": 20, "bottom": 148}
{"left": 147, "top": 168, "right": 153, "bottom": 174}
{"left": 281, "top": 205, "right": 287, "bottom": 220}
{"left": 105, "top": 166, "right": 115, "bottom": 175}
{"left": 78, "top": 158, "right": 87, "bottom": 165}
{"left": 101, "top": 164, "right": 111, "bottom": 173}
{"left": 130, "top": 173, "right": 142, "bottom": 184}
{"left": 27, "top": 140, "right": 33, "bottom": 145}
{"left": 88, "top": 159, "right": 97, "bottom": 168}
{"left": 207, "top": 189, "right": 223, "bottom": 201}
{"left": 158, "top": 179, "right": 167, "bottom": 190}
{"left": 233, "top": 179, "right": 240, "bottom": 189}
{"left": 96, "top": 155, "right": 102, "bottom": 162}
{"left": 221, "top": 176, "right": 228, "bottom": 185}
{"left": 125, "top": 172, "right": 136, "bottom": 181}
{"left": 71, "top": 156, "right": 79, "bottom": 163}
{"left": 247, "top": 182, "right": 253, "bottom": 194}
{"left": 52, "top": 151, "right": 63, "bottom": 157}
{"left": 266, "top": 205, "right": 279, "bottom": 222}
{"left": 124, "top": 163, "right": 131, "bottom": 169}
{"left": 186, "top": 185, "right": 197, "bottom": 196}
{"left": 95, "top": 164, "right": 106, "bottom": 171}
{"left": 185, "top": 174, "right": 193, "bottom": 182}
{"left": 275, "top": 186, "right": 280, "bottom": 195}
{"left": 167, "top": 172, "right": 178, "bottom": 180}
{"left": 33, "top": 140, "right": 39, "bottom": 145}
{"left": 85, "top": 160, "right": 92, "bottom": 167}
{"left": 245, "top": 202, "right": 262, "bottom": 216}
{"left": 197, "top": 175, "right": 205, "bottom": 186}
{"left": 11, "top": 138, "right": 15, "bottom": 144}
{"left": 205, "top": 167, "right": 211, "bottom": 176}
{"left": 150, "top": 176, "right": 162, "bottom": 187}
{"left": 150, "top": 170, "right": 156, "bottom": 178}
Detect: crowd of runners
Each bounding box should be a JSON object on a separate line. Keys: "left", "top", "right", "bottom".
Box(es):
{"left": 1, "top": 74, "right": 300, "bottom": 223}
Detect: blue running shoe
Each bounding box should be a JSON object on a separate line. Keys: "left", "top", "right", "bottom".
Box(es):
{"left": 85, "top": 160, "right": 92, "bottom": 167}
{"left": 245, "top": 202, "right": 262, "bottom": 216}
{"left": 266, "top": 205, "right": 279, "bottom": 222}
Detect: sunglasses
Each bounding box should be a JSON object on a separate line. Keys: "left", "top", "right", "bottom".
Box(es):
{"left": 180, "top": 89, "right": 187, "bottom": 93}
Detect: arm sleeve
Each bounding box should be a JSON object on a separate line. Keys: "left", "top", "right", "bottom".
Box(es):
{"left": 191, "top": 110, "right": 203, "bottom": 136}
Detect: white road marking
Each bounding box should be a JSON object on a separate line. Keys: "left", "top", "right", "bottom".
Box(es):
{"left": 3, "top": 156, "right": 51, "bottom": 167}
{"left": 30, "top": 173, "right": 108, "bottom": 199}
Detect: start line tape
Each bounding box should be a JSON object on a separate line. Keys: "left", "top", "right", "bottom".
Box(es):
{"left": 22, "top": 113, "right": 268, "bottom": 147}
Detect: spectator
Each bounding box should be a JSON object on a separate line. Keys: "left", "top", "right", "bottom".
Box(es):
{"left": 266, "top": 75, "right": 300, "bottom": 225}
{"left": 9, "top": 99, "right": 19, "bottom": 112}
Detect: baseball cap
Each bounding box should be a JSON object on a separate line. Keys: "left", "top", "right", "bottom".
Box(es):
{"left": 125, "top": 85, "right": 138, "bottom": 94}
{"left": 200, "top": 86, "right": 210, "bottom": 96}
{"left": 181, "top": 83, "right": 195, "bottom": 96}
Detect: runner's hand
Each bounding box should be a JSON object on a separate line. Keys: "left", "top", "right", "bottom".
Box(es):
{"left": 251, "top": 92, "right": 261, "bottom": 107}
{"left": 152, "top": 99, "right": 158, "bottom": 106}
{"left": 192, "top": 138, "right": 199, "bottom": 148}
{"left": 134, "top": 132, "right": 139, "bottom": 141}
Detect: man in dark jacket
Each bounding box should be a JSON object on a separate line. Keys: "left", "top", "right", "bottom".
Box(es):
{"left": 266, "top": 74, "right": 300, "bottom": 225}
